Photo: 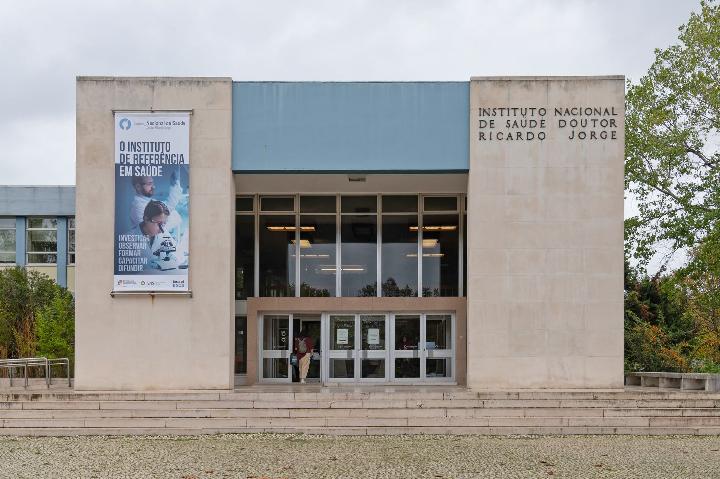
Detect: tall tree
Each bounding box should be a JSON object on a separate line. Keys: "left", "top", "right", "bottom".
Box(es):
{"left": 625, "top": 1, "right": 720, "bottom": 265}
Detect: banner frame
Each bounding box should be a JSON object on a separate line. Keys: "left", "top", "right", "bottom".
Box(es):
{"left": 112, "top": 110, "right": 192, "bottom": 294}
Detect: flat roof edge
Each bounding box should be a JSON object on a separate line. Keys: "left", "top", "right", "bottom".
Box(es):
{"left": 76, "top": 76, "right": 232, "bottom": 82}
{"left": 233, "top": 170, "right": 469, "bottom": 175}
{"left": 470, "top": 75, "right": 625, "bottom": 81}
{"left": 232, "top": 81, "right": 469, "bottom": 84}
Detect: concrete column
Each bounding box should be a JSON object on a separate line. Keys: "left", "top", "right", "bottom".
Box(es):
{"left": 466, "top": 77, "right": 625, "bottom": 389}
{"left": 56, "top": 217, "right": 67, "bottom": 287}
{"left": 75, "top": 77, "right": 234, "bottom": 390}
{"left": 15, "top": 217, "right": 25, "bottom": 267}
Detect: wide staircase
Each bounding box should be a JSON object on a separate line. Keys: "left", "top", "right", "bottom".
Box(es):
{"left": 1, "top": 387, "right": 719, "bottom": 436}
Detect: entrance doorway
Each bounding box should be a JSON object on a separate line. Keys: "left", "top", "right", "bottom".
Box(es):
{"left": 258, "top": 312, "right": 454, "bottom": 384}
{"left": 294, "top": 314, "right": 321, "bottom": 383}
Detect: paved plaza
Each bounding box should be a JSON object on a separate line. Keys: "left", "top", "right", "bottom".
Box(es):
{"left": 1, "top": 434, "right": 719, "bottom": 478}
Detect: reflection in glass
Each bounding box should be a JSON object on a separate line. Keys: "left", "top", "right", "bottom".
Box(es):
{"left": 235, "top": 316, "right": 247, "bottom": 374}
{"left": 300, "top": 196, "right": 336, "bottom": 213}
{"left": 0, "top": 224, "right": 16, "bottom": 264}
{"left": 395, "top": 358, "right": 420, "bottom": 379}
{"left": 330, "top": 359, "right": 354, "bottom": 379}
{"left": 421, "top": 214, "right": 459, "bottom": 296}
{"left": 394, "top": 315, "right": 420, "bottom": 350}
{"left": 236, "top": 196, "right": 253, "bottom": 212}
{"left": 341, "top": 196, "right": 377, "bottom": 214}
{"left": 330, "top": 315, "right": 355, "bottom": 350}
{"left": 299, "top": 215, "right": 336, "bottom": 297}
{"left": 423, "top": 196, "right": 457, "bottom": 212}
{"left": 426, "top": 314, "right": 452, "bottom": 349}
{"left": 381, "top": 215, "right": 417, "bottom": 296}
{"left": 259, "top": 215, "right": 295, "bottom": 297}
{"left": 382, "top": 195, "right": 417, "bottom": 213}
{"left": 341, "top": 215, "right": 377, "bottom": 296}
{"left": 263, "top": 315, "right": 290, "bottom": 350}
{"left": 362, "top": 359, "right": 385, "bottom": 379}
{"left": 235, "top": 215, "right": 254, "bottom": 299}
{"left": 260, "top": 196, "right": 294, "bottom": 212}
{"left": 426, "top": 358, "right": 451, "bottom": 378}
{"left": 263, "top": 358, "right": 289, "bottom": 379}
{"left": 360, "top": 315, "right": 385, "bottom": 350}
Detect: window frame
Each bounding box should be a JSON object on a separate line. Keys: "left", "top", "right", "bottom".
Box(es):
{"left": 26, "top": 217, "right": 58, "bottom": 265}
{"left": 236, "top": 193, "right": 466, "bottom": 299}
{"left": 0, "top": 217, "right": 16, "bottom": 265}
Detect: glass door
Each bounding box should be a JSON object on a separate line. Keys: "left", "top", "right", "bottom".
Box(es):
{"left": 325, "top": 313, "right": 389, "bottom": 383}
{"left": 259, "top": 314, "right": 292, "bottom": 382}
{"left": 392, "top": 314, "right": 421, "bottom": 381}
{"left": 390, "top": 313, "right": 454, "bottom": 382}
{"left": 327, "top": 314, "right": 356, "bottom": 382}
{"left": 424, "top": 314, "right": 453, "bottom": 380}
{"left": 359, "top": 314, "right": 387, "bottom": 382}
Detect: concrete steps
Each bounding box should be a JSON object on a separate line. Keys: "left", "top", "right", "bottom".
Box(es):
{"left": 1, "top": 388, "right": 719, "bottom": 436}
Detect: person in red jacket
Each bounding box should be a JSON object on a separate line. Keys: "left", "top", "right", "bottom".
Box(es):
{"left": 293, "top": 330, "right": 314, "bottom": 384}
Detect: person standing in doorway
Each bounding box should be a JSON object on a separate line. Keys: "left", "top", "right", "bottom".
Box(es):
{"left": 294, "top": 330, "right": 314, "bottom": 384}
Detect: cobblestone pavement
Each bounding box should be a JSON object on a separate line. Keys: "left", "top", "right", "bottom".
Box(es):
{"left": 1, "top": 434, "right": 719, "bottom": 478}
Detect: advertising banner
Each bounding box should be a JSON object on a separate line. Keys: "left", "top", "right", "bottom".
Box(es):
{"left": 113, "top": 112, "right": 190, "bottom": 292}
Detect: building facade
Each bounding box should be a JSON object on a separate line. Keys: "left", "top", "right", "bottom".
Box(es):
{"left": 0, "top": 186, "right": 76, "bottom": 290}
{"left": 41, "top": 76, "right": 625, "bottom": 391}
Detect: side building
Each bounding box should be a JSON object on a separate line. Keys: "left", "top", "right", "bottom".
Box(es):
{"left": 0, "top": 186, "right": 76, "bottom": 290}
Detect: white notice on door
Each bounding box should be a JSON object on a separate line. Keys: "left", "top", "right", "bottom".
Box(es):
{"left": 367, "top": 328, "right": 380, "bottom": 345}
{"left": 337, "top": 328, "right": 348, "bottom": 345}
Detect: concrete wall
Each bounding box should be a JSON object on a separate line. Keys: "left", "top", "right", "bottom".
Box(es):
{"left": 75, "top": 77, "right": 234, "bottom": 390}
{"left": 466, "top": 77, "right": 625, "bottom": 389}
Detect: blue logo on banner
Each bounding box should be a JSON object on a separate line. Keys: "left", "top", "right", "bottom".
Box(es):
{"left": 119, "top": 118, "right": 132, "bottom": 130}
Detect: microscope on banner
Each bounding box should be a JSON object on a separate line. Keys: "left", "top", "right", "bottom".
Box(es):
{"left": 150, "top": 232, "right": 180, "bottom": 271}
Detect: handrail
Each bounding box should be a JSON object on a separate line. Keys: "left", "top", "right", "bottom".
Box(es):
{"left": 0, "top": 357, "right": 71, "bottom": 388}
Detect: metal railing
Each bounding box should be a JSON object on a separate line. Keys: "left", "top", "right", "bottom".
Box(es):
{"left": 0, "top": 357, "right": 71, "bottom": 388}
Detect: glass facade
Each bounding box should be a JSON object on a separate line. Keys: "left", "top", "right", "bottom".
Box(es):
{"left": 0, "top": 218, "right": 16, "bottom": 264}
{"left": 381, "top": 214, "right": 418, "bottom": 296}
{"left": 26, "top": 217, "right": 57, "bottom": 264}
{"left": 235, "top": 194, "right": 465, "bottom": 298}
{"left": 421, "top": 214, "right": 459, "bottom": 297}
{"left": 259, "top": 215, "right": 295, "bottom": 297}
{"left": 340, "top": 214, "right": 377, "bottom": 297}
{"left": 298, "top": 197, "right": 337, "bottom": 297}
{"left": 235, "top": 215, "right": 254, "bottom": 300}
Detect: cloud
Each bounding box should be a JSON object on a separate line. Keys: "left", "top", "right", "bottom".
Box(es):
{"left": 0, "top": 0, "right": 701, "bottom": 184}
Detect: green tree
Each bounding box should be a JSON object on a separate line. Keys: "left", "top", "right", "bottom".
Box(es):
{"left": 672, "top": 230, "right": 720, "bottom": 370}
{"left": 36, "top": 288, "right": 75, "bottom": 369}
{"left": 0, "top": 267, "right": 57, "bottom": 358}
{"left": 625, "top": 1, "right": 720, "bottom": 265}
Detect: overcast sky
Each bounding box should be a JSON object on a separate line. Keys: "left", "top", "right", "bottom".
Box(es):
{"left": 0, "top": 0, "right": 701, "bottom": 186}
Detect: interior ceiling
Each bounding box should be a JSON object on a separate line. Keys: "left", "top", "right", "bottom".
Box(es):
{"left": 234, "top": 173, "right": 468, "bottom": 194}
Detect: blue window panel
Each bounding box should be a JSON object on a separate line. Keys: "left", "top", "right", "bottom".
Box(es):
{"left": 232, "top": 82, "right": 469, "bottom": 173}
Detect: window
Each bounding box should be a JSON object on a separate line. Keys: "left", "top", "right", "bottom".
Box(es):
{"left": 68, "top": 218, "right": 76, "bottom": 265}
{"left": 235, "top": 215, "right": 254, "bottom": 300}
{"left": 235, "top": 316, "right": 247, "bottom": 374}
{"left": 299, "top": 197, "right": 336, "bottom": 297}
{"left": 421, "top": 214, "right": 459, "bottom": 296}
{"left": 260, "top": 196, "right": 294, "bottom": 212}
{"left": 381, "top": 199, "right": 418, "bottom": 296}
{"left": 243, "top": 194, "right": 466, "bottom": 298}
{"left": 0, "top": 218, "right": 16, "bottom": 264}
{"left": 259, "top": 215, "right": 296, "bottom": 297}
{"left": 26, "top": 217, "right": 57, "bottom": 264}
{"left": 341, "top": 196, "right": 377, "bottom": 297}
